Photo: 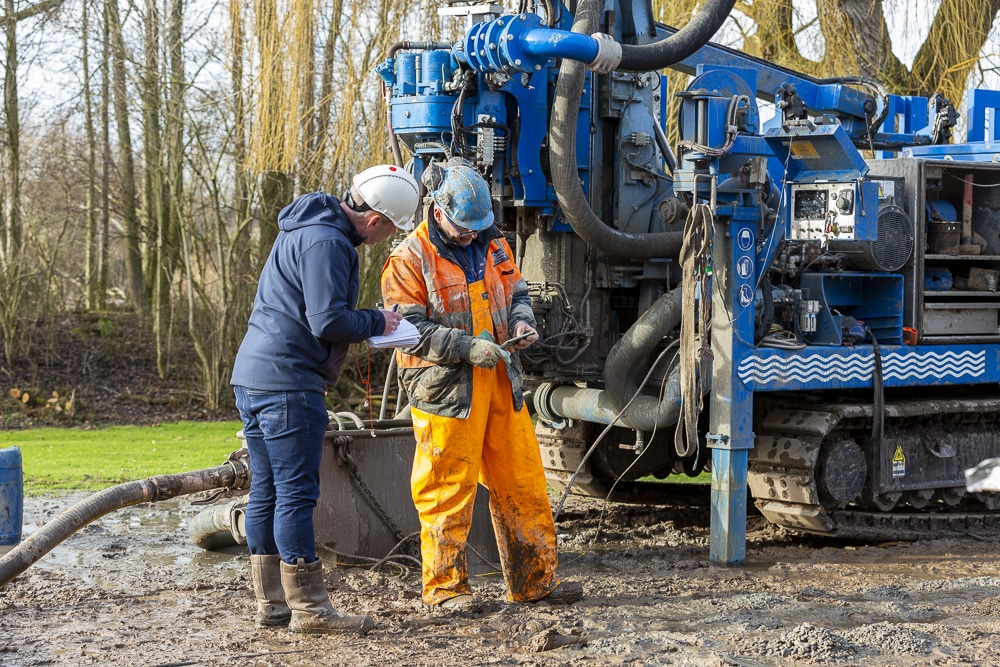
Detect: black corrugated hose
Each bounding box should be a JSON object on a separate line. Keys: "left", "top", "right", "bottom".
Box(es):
{"left": 549, "top": 0, "right": 683, "bottom": 260}
{"left": 617, "top": 0, "right": 738, "bottom": 71}
{"left": 603, "top": 288, "right": 684, "bottom": 431}
{"left": 549, "top": 0, "right": 736, "bottom": 259}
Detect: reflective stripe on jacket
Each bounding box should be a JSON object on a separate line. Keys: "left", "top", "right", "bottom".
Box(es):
{"left": 381, "top": 217, "right": 535, "bottom": 419}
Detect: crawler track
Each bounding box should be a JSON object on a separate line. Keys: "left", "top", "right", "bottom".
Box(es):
{"left": 540, "top": 398, "right": 1000, "bottom": 541}
{"left": 749, "top": 398, "right": 1000, "bottom": 540}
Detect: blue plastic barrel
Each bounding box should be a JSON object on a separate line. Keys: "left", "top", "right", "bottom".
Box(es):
{"left": 0, "top": 446, "right": 23, "bottom": 545}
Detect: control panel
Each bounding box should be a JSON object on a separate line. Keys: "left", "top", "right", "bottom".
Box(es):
{"left": 790, "top": 182, "right": 858, "bottom": 242}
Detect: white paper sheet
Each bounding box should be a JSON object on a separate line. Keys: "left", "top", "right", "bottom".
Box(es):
{"left": 368, "top": 318, "right": 420, "bottom": 349}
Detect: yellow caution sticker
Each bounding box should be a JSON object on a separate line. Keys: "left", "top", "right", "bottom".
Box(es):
{"left": 788, "top": 142, "right": 821, "bottom": 159}
{"left": 891, "top": 445, "right": 906, "bottom": 478}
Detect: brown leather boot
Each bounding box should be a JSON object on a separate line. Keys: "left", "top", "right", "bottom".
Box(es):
{"left": 279, "top": 558, "right": 374, "bottom": 635}
{"left": 250, "top": 554, "right": 291, "bottom": 627}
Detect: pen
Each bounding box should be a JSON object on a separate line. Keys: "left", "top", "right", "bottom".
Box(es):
{"left": 392, "top": 304, "right": 399, "bottom": 312}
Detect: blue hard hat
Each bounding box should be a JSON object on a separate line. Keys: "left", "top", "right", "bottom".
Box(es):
{"left": 429, "top": 164, "right": 494, "bottom": 231}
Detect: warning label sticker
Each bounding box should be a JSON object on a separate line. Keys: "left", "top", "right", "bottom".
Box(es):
{"left": 891, "top": 446, "right": 906, "bottom": 478}
{"left": 788, "top": 142, "right": 821, "bottom": 159}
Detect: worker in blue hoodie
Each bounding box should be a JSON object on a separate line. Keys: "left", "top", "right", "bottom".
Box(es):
{"left": 231, "top": 165, "right": 420, "bottom": 635}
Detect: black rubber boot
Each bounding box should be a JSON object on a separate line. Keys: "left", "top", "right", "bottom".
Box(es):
{"left": 280, "top": 558, "right": 374, "bottom": 635}
{"left": 250, "top": 554, "right": 292, "bottom": 627}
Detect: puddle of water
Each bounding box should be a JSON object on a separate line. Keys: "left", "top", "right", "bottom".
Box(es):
{"left": 13, "top": 494, "right": 247, "bottom": 577}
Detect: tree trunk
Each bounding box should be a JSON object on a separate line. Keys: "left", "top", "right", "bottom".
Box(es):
{"left": 228, "top": 0, "right": 253, "bottom": 295}
{"left": 737, "top": 0, "right": 819, "bottom": 75}
{"left": 258, "top": 170, "right": 291, "bottom": 254}
{"left": 99, "top": 0, "right": 110, "bottom": 310}
{"left": 316, "top": 0, "right": 342, "bottom": 187}
{"left": 254, "top": 0, "right": 292, "bottom": 255}
{"left": 2, "top": 0, "right": 21, "bottom": 263}
{"left": 160, "top": 0, "right": 184, "bottom": 376}
{"left": 296, "top": 0, "right": 319, "bottom": 192}
{"left": 229, "top": 0, "right": 250, "bottom": 244}
{"left": 107, "top": 0, "right": 147, "bottom": 314}
{"left": 911, "top": 0, "right": 1000, "bottom": 104}
{"left": 815, "top": 0, "right": 910, "bottom": 89}
{"left": 83, "top": 0, "right": 100, "bottom": 311}
{"left": 142, "top": 0, "right": 170, "bottom": 373}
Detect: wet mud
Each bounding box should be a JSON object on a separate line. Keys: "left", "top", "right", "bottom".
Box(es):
{"left": 3, "top": 492, "right": 1000, "bottom": 666}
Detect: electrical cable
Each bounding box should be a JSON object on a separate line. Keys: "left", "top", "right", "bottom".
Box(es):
{"left": 759, "top": 324, "right": 806, "bottom": 350}
{"left": 552, "top": 339, "right": 681, "bottom": 522}
{"left": 866, "top": 324, "right": 885, "bottom": 453}
{"left": 678, "top": 95, "right": 749, "bottom": 157}
{"left": 587, "top": 350, "right": 675, "bottom": 547}
{"left": 948, "top": 175, "right": 1000, "bottom": 188}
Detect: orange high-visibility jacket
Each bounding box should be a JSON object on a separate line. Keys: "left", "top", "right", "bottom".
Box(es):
{"left": 381, "top": 218, "right": 535, "bottom": 419}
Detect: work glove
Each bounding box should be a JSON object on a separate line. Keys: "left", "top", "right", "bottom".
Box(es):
{"left": 468, "top": 339, "right": 511, "bottom": 369}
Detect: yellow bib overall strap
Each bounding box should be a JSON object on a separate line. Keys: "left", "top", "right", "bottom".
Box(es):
{"left": 468, "top": 279, "right": 493, "bottom": 339}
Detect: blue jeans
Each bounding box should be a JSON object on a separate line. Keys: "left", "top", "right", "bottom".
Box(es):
{"left": 233, "top": 386, "right": 329, "bottom": 563}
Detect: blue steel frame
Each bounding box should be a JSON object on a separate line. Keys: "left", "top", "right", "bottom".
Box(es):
{"left": 677, "top": 67, "right": 1000, "bottom": 563}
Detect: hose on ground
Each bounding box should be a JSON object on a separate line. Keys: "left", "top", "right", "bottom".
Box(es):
{"left": 0, "top": 452, "right": 250, "bottom": 588}
{"left": 188, "top": 498, "right": 247, "bottom": 550}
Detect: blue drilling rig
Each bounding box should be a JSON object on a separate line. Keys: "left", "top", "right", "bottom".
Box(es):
{"left": 375, "top": 0, "right": 1000, "bottom": 563}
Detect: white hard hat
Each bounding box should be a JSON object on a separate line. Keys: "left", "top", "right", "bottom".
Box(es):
{"left": 351, "top": 165, "right": 420, "bottom": 231}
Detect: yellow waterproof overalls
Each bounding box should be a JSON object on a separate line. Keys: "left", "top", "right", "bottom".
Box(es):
{"left": 409, "top": 278, "right": 560, "bottom": 605}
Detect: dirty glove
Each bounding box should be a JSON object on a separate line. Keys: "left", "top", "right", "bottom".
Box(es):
{"left": 468, "top": 339, "right": 512, "bottom": 369}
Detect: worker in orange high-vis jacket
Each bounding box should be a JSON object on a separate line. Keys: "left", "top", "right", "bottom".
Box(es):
{"left": 381, "top": 159, "right": 582, "bottom": 609}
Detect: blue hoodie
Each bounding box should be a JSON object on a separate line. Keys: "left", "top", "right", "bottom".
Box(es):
{"left": 231, "top": 193, "right": 386, "bottom": 392}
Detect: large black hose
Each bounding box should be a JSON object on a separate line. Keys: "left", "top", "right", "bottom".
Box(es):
{"left": 617, "top": 0, "right": 737, "bottom": 71}
{"left": 604, "top": 289, "right": 684, "bottom": 431}
{"left": 533, "top": 291, "right": 687, "bottom": 431}
{"left": 0, "top": 454, "right": 250, "bottom": 587}
{"left": 550, "top": 0, "right": 683, "bottom": 259}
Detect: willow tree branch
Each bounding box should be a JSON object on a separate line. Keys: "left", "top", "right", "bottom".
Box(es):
{"left": 0, "top": 0, "right": 64, "bottom": 28}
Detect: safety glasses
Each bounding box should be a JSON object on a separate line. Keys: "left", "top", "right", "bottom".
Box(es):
{"left": 442, "top": 212, "right": 478, "bottom": 238}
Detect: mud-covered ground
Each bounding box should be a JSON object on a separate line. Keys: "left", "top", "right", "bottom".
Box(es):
{"left": 3, "top": 492, "right": 1000, "bottom": 667}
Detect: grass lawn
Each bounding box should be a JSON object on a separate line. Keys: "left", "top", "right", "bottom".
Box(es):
{"left": 0, "top": 419, "right": 713, "bottom": 495}
{"left": 0, "top": 421, "right": 244, "bottom": 494}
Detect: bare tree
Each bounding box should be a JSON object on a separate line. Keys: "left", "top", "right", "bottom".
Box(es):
{"left": 724, "top": 0, "right": 1000, "bottom": 107}
{"left": 82, "top": 0, "right": 101, "bottom": 310}
{"left": 106, "top": 0, "right": 146, "bottom": 315}
{"left": 2, "top": 0, "right": 22, "bottom": 263}
{"left": 98, "top": 0, "right": 110, "bottom": 310}
{"left": 141, "top": 0, "right": 169, "bottom": 368}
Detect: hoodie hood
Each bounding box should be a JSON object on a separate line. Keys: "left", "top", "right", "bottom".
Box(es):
{"left": 278, "top": 192, "right": 365, "bottom": 245}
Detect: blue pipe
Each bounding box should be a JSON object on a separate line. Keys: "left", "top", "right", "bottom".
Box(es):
{"left": 520, "top": 29, "right": 598, "bottom": 62}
